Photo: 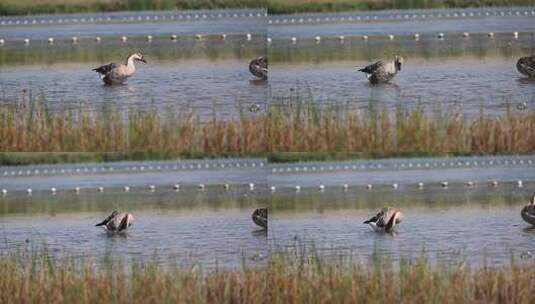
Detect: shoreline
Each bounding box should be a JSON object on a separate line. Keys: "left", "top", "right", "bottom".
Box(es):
{"left": 2, "top": 151, "right": 535, "bottom": 166}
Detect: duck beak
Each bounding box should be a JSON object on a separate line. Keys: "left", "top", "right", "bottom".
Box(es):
{"left": 141, "top": 59, "right": 147, "bottom": 64}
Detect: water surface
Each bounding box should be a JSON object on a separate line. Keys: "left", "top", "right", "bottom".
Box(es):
{"left": 271, "top": 187, "right": 535, "bottom": 266}
{"left": 269, "top": 35, "right": 535, "bottom": 116}
{"left": 0, "top": 10, "right": 268, "bottom": 119}
{"left": 0, "top": 188, "right": 269, "bottom": 268}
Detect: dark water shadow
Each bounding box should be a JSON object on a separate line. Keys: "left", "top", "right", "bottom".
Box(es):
{"left": 517, "top": 77, "right": 535, "bottom": 84}
{"left": 249, "top": 78, "right": 267, "bottom": 85}
{"left": 367, "top": 81, "right": 401, "bottom": 89}
{"left": 252, "top": 229, "right": 267, "bottom": 238}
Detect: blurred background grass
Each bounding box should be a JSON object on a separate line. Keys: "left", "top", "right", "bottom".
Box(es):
{"left": 1, "top": 0, "right": 534, "bottom": 15}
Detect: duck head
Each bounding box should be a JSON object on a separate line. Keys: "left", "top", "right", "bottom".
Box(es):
{"left": 129, "top": 52, "right": 147, "bottom": 64}
{"left": 394, "top": 55, "right": 403, "bottom": 72}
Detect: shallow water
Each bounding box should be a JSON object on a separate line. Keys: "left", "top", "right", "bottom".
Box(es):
{"left": 0, "top": 189, "right": 269, "bottom": 267}
{"left": 269, "top": 15, "right": 535, "bottom": 39}
{"left": 268, "top": 155, "right": 535, "bottom": 188}
{"left": 0, "top": 9, "right": 267, "bottom": 118}
{"left": 0, "top": 158, "right": 267, "bottom": 191}
{"left": 1, "top": 9, "right": 267, "bottom": 39}
{"left": 268, "top": 7, "right": 535, "bottom": 38}
{"left": 2, "top": 155, "right": 535, "bottom": 266}
{"left": 269, "top": 35, "right": 535, "bottom": 116}
{"left": 270, "top": 187, "right": 535, "bottom": 266}
{"left": 268, "top": 7, "right": 535, "bottom": 116}
{"left": 0, "top": 36, "right": 267, "bottom": 118}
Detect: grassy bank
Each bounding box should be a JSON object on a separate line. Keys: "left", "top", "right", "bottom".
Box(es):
{"left": 0, "top": 0, "right": 265, "bottom": 16}
{"left": 0, "top": 152, "right": 262, "bottom": 166}
{"left": 1, "top": 96, "right": 534, "bottom": 164}
{"left": 2, "top": 249, "right": 535, "bottom": 303}
{"left": 1, "top": 0, "right": 534, "bottom": 16}
{"left": 268, "top": 0, "right": 535, "bottom": 14}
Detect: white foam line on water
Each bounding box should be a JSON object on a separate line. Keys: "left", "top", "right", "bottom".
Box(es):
{"left": 267, "top": 7, "right": 535, "bottom": 25}
{"left": 0, "top": 9, "right": 267, "bottom": 27}
{"left": 267, "top": 155, "right": 535, "bottom": 188}
{"left": 270, "top": 155, "right": 535, "bottom": 174}
{"left": 0, "top": 158, "right": 266, "bottom": 178}
{"left": 268, "top": 31, "right": 528, "bottom": 43}
{"left": 0, "top": 182, "right": 268, "bottom": 196}
{"left": 0, "top": 33, "right": 262, "bottom": 45}
{"left": 2, "top": 155, "right": 535, "bottom": 194}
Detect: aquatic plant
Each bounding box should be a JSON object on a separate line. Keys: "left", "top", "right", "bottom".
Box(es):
{"left": 0, "top": 96, "right": 266, "bottom": 155}
{"left": 1, "top": 94, "right": 534, "bottom": 162}
{"left": 2, "top": 247, "right": 535, "bottom": 303}
{"left": 267, "top": 94, "right": 535, "bottom": 157}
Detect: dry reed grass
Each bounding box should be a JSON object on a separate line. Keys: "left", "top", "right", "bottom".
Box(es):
{"left": 2, "top": 248, "right": 535, "bottom": 304}
{"left": 1, "top": 96, "right": 534, "bottom": 157}
{"left": 267, "top": 97, "right": 535, "bottom": 156}
{"left": 0, "top": 98, "right": 266, "bottom": 154}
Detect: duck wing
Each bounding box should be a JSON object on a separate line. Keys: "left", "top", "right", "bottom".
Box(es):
{"left": 517, "top": 56, "right": 535, "bottom": 77}
{"left": 521, "top": 205, "right": 535, "bottom": 225}
{"left": 249, "top": 58, "right": 268, "bottom": 79}
{"left": 95, "top": 210, "right": 119, "bottom": 226}
{"left": 359, "top": 61, "right": 385, "bottom": 74}
{"left": 252, "top": 208, "right": 268, "bottom": 229}
{"left": 93, "top": 62, "right": 117, "bottom": 75}
{"left": 117, "top": 214, "right": 130, "bottom": 232}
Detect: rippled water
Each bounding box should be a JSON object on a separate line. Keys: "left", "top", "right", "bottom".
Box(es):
{"left": 269, "top": 35, "right": 535, "bottom": 116}
{"left": 2, "top": 155, "right": 535, "bottom": 266}
{"left": 268, "top": 7, "right": 535, "bottom": 116}
{"left": 0, "top": 37, "right": 267, "bottom": 118}
{"left": 0, "top": 9, "right": 267, "bottom": 39}
{"left": 268, "top": 155, "right": 535, "bottom": 188}
{"left": 270, "top": 187, "right": 535, "bottom": 266}
{"left": 0, "top": 10, "right": 267, "bottom": 118}
{"left": 269, "top": 15, "right": 535, "bottom": 38}
{"left": 0, "top": 188, "right": 269, "bottom": 267}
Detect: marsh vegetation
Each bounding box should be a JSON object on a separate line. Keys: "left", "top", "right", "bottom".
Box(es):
{"left": 2, "top": 248, "right": 535, "bottom": 303}
{"left": 2, "top": 0, "right": 534, "bottom": 15}
{"left": 1, "top": 95, "right": 534, "bottom": 162}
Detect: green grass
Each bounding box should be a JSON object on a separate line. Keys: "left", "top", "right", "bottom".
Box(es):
{"left": 268, "top": 0, "right": 535, "bottom": 14}
{"left": 2, "top": 247, "right": 535, "bottom": 303}
{"left": 0, "top": 152, "right": 263, "bottom": 166}
{"left": 1, "top": 0, "right": 534, "bottom": 16}
{"left": 0, "top": 0, "right": 266, "bottom": 16}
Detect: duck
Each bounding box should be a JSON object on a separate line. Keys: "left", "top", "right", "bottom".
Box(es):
{"left": 364, "top": 207, "right": 403, "bottom": 233}
{"left": 516, "top": 55, "right": 535, "bottom": 78}
{"left": 358, "top": 56, "right": 403, "bottom": 84}
{"left": 521, "top": 194, "right": 535, "bottom": 226}
{"left": 252, "top": 208, "right": 268, "bottom": 229}
{"left": 93, "top": 52, "right": 147, "bottom": 85}
{"left": 95, "top": 210, "right": 135, "bottom": 233}
{"left": 249, "top": 57, "right": 268, "bottom": 80}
